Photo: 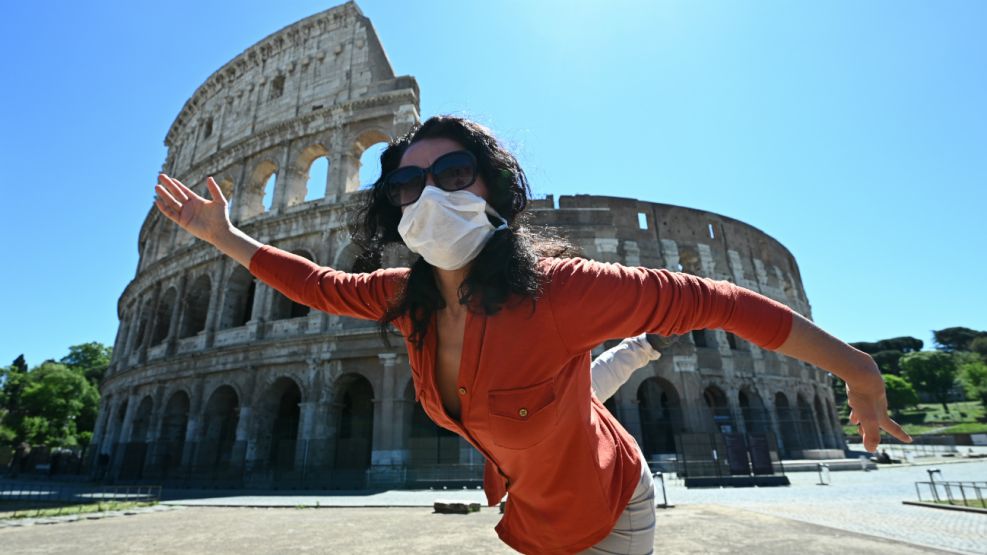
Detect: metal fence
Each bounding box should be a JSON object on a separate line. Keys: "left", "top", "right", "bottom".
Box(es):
{"left": 674, "top": 432, "right": 785, "bottom": 479}
{"left": 0, "top": 481, "right": 161, "bottom": 512}
{"left": 915, "top": 480, "right": 987, "bottom": 508}
{"left": 879, "top": 434, "right": 959, "bottom": 460}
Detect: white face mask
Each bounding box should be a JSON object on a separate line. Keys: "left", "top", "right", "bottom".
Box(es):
{"left": 397, "top": 186, "right": 508, "bottom": 270}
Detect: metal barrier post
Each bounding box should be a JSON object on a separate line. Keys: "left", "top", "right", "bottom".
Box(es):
{"left": 654, "top": 471, "right": 669, "bottom": 508}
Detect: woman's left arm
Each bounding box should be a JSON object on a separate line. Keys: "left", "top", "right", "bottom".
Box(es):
{"left": 775, "top": 312, "right": 912, "bottom": 452}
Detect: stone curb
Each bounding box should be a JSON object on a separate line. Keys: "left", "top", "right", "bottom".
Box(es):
{"left": 901, "top": 500, "right": 987, "bottom": 515}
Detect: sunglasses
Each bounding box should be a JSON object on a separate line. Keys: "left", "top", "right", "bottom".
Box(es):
{"left": 383, "top": 150, "right": 479, "bottom": 207}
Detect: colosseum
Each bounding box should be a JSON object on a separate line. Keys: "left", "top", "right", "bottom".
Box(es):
{"left": 90, "top": 1, "right": 846, "bottom": 488}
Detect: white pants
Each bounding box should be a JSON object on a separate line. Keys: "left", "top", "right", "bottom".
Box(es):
{"left": 578, "top": 448, "right": 656, "bottom": 555}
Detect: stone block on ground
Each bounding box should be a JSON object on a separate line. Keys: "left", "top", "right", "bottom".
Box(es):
{"left": 432, "top": 500, "right": 480, "bottom": 514}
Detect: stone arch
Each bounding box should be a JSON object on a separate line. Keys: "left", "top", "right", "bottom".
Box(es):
{"left": 637, "top": 377, "right": 683, "bottom": 457}
{"left": 151, "top": 287, "right": 177, "bottom": 346}
{"left": 180, "top": 274, "right": 212, "bottom": 338}
{"left": 270, "top": 250, "right": 314, "bottom": 320}
{"left": 133, "top": 298, "right": 155, "bottom": 353}
{"left": 290, "top": 142, "right": 331, "bottom": 205}
{"left": 404, "top": 379, "right": 460, "bottom": 467}
{"left": 334, "top": 240, "right": 381, "bottom": 274}
{"left": 220, "top": 266, "right": 256, "bottom": 329}
{"left": 241, "top": 158, "right": 279, "bottom": 219}
{"left": 332, "top": 373, "right": 374, "bottom": 482}
{"left": 345, "top": 128, "right": 391, "bottom": 193}
{"left": 774, "top": 392, "right": 800, "bottom": 456}
{"left": 158, "top": 390, "right": 190, "bottom": 475}
{"left": 255, "top": 376, "right": 303, "bottom": 471}
{"left": 110, "top": 399, "right": 129, "bottom": 449}
{"left": 119, "top": 395, "right": 154, "bottom": 481}
{"left": 197, "top": 384, "right": 241, "bottom": 470}
{"left": 738, "top": 387, "right": 770, "bottom": 435}
{"left": 703, "top": 384, "right": 733, "bottom": 433}
{"left": 130, "top": 395, "right": 154, "bottom": 442}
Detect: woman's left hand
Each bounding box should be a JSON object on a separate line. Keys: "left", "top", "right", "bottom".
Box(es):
{"left": 845, "top": 369, "right": 912, "bottom": 452}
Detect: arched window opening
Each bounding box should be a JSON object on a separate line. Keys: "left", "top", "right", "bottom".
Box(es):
{"left": 304, "top": 156, "right": 329, "bottom": 202}
{"left": 220, "top": 267, "right": 256, "bottom": 329}
{"left": 151, "top": 288, "right": 177, "bottom": 346}
{"left": 269, "top": 75, "right": 285, "bottom": 100}
{"left": 359, "top": 141, "right": 389, "bottom": 189}
{"left": 703, "top": 386, "right": 733, "bottom": 433}
{"left": 159, "top": 391, "right": 190, "bottom": 475}
{"left": 262, "top": 172, "right": 277, "bottom": 212}
{"left": 180, "top": 275, "right": 211, "bottom": 338}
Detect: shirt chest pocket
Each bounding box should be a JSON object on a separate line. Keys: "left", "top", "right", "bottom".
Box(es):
{"left": 487, "top": 378, "right": 560, "bottom": 450}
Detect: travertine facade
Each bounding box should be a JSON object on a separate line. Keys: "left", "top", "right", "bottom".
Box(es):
{"left": 91, "top": 2, "right": 843, "bottom": 488}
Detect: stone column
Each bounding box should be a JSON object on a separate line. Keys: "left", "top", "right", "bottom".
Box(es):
{"left": 110, "top": 393, "right": 139, "bottom": 480}
{"left": 726, "top": 387, "right": 746, "bottom": 435}
{"left": 369, "top": 354, "right": 406, "bottom": 487}
{"left": 166, "top": 275, "right": 188, "bottom": 355}
{"left": 232, "top": 406, "right": 251, "bottom": 471}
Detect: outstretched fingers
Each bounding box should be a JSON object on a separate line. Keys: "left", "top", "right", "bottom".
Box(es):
{"left": 158, "top": 174, "right": 189, "bottom": 203}
{"left": 205, "top": 176, "right": 227, "bottom": 204}
{"left": 881, "top": 414, "right": 912, "bottom": 444}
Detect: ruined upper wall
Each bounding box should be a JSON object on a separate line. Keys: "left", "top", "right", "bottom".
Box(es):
{"left": 529, "top": 194, "right": 813, "bottom": 318}
{"left": 162, "top": 1, "right": 415, "bottom": 176}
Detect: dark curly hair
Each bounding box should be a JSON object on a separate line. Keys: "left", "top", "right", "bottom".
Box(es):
{"left": 351, "top": 116, "right": 576, "bottom": 350}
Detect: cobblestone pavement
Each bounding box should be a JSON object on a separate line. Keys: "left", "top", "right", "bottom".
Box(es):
{"left": 0, "top": 504, "right": 955, "bottom": 554}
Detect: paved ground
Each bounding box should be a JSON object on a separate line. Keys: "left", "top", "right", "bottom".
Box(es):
{"left": 0, "top": 504, "right": 959, "bottom": 554}
{"left": 2, "top": 456, "right": 984, "bottom": 554}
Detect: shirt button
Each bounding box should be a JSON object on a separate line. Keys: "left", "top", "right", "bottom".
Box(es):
{"left": 458, "top": 387, "right": 467, "bottom": 395}
{"left": 518, "top": 408, "right": 528, "bottom": 418}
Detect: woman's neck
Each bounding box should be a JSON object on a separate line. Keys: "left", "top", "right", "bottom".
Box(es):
{"left": 433, "top": 264, "right": 472, "bottom": 316}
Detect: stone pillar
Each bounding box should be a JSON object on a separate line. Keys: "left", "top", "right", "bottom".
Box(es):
{"left": 110, "top": 393, "right": 139, "bottom": 479}
{"left": 726, "top": 387, "right": 746, "bottom": 435}
{"left": 369, "top": 354, "right": 407, "bottom": 487}
{"left": 144, "top": 385, "right": 167, "bottom": 476}
{"left": 180, "top": 381, "right": 205, "bottom": 468}
{"left": 165, "top": 275, "right": 188, "bottom": 355}
{"left": 280, "top": 166, "right": 310, "bottom": 208}
{"left": 204, "top": 259, "right": 228, "bottom": 349}
{"left": 231, "top": 406, "right": 251, "bottom": 471}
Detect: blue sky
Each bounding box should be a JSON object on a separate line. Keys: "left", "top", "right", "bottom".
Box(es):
{"left": 1, "top": 1, "right": 985, "bottom": 368}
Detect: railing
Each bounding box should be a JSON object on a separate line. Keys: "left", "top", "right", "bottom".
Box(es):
{"left": 915, "top": 481, "right": 987, "bottom": 508}
{"left": 878, "top": 435, "right": 959, "bottom": 460}
{"left": 0, "top": 481, "right": 161, "bottom": 511}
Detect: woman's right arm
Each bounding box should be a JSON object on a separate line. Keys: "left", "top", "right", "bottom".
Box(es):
{"left": 153, "top": 173, "right": 400, "bottom": 321}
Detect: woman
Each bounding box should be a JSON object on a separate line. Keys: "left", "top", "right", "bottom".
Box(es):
{"left": 153, "top": 116, "right": 910, "bottom": 555}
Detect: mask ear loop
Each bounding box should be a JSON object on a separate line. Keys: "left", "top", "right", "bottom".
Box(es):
{"left": 485, "top": 205, "right": 509, "bottom": 232}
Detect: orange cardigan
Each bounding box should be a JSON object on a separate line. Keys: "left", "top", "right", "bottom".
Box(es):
{"left": 249, "top": 246, "right": 793, "bottom": 554}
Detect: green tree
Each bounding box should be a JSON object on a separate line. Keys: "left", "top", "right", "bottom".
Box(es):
{"left": 0, "top": 355, "right": 30, "bottom": 445}
{"left": 958, "top": 360, "right": 987, "bottom": 408}
{"left": 900, "top": 351, "right": 958, "bottom": 413}
{"left": 933, "top": 327, "right": 987, "bottom": 353}
{"left": 871, "top": 350, "right": 904, "bottom": 375}
{"left": 19, "top": 362, "right": 99, "bottom": 447}
{"left": 60, "top": 342, "right": 112, "bottom": 386}
{"left": 969, "top": 337, "right": 987, "bottom": 363}
{"left": 883, "top": 375, "right": 919, "bottom": 416}
{"left": 851, "top": 336, "right": 924, "bottom": 375}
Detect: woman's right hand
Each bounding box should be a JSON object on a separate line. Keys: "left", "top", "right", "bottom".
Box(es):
{"left": 154, "top": 174, "right": 230, "bottom": 244}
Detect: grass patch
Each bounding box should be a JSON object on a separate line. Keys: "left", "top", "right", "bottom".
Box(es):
{"left": 938, "top": 422, "right": 987, "bottom": 434}
{"left": 899, "top": 402, "right": 985, "bottom": 424}
{"left": 0, "top": 500, "right": 157, "bottom": 520}
{"left": 931, "top": 499, "right": 987, "bottom": 509}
